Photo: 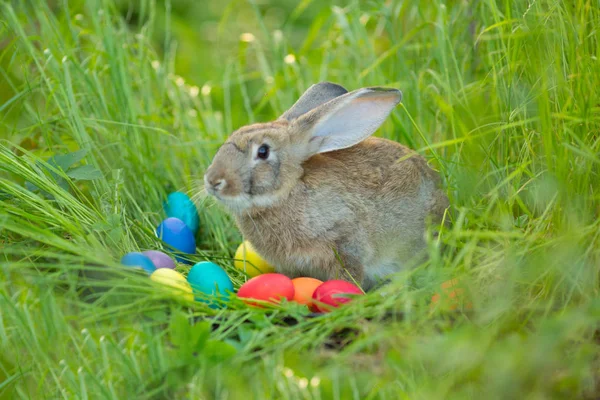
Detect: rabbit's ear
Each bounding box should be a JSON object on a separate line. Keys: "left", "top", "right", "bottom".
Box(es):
{"left": 296, "top": 87, "right": 402, "bottom": 155}
{"left": 280, "top": 82, "right": 348, "bottom": 121}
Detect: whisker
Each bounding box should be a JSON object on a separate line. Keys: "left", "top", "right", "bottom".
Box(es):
{"left": 246, "top": 210, "right": 260, "bottom": 234}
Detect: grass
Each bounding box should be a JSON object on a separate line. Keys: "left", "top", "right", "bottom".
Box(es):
{"left": 1, "top": 0, "right": 599, "bottom": 398}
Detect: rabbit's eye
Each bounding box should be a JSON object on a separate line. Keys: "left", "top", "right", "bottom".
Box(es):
{"left": 257, "top": 144, "right": 270, "bottom": 160}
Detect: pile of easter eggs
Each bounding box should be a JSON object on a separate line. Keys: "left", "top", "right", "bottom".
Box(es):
{"left": 119, "top": 192, "right": 363, "bottom": 312}
{"left": 237, "top": 274, "right": 363, "bottom": 312}
{"left": 230, "top": 240, "right": 364, "bottom": 311}
{"left": 120, "top": 192, "right": 232, "bottom": 306}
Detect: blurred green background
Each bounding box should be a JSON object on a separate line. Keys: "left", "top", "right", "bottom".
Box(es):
{"left": 1, "top": 0, "right": 599, "bottom": 398}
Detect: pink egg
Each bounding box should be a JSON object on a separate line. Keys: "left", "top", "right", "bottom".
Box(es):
{"left": 237, "top": 273, "right": 295, "bottom": 306}
{"left": 311, "top": 280, "right": 363, "bottom": 312}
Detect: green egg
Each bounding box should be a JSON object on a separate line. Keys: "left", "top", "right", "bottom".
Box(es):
{"left": 187, "top": 261, "right": 233, "bottom": 308}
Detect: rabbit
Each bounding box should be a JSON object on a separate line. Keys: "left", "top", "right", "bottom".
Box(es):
{"left": 204, "top": 82, "right": 449, "bottom": 290}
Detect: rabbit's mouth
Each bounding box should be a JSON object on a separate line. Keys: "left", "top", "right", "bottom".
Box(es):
{"left": 210, "top": 190, "right": 282, "bottom": 215}
{"left": 210, "top": 192, "right": 253, "bottom": 214}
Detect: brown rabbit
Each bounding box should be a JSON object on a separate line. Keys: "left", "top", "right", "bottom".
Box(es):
{"left": 204, "top": 82, "right": 448, "bottom": 289}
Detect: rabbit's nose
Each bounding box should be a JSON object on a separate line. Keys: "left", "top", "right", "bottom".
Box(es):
{"left": 212, "top": 179, "right": 226, "bottom": 191}
{"left": 204, "top": 173, "right": 227, "bottom": 193}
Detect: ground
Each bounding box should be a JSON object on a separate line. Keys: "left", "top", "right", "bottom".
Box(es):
{"left": 0, "top": 0, "right": 599, "bottom": 399}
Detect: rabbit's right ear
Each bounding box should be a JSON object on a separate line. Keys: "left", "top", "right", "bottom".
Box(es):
{"left": 280, "top": 82, "right": 348, "bottom": 121}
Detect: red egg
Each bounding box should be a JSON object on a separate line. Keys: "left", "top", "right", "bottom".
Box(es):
{"left": 237, "top": 273, "right": 295, "bottom": 306}
{"left": 311, "top": 280, "right": 363, "bottom": 312}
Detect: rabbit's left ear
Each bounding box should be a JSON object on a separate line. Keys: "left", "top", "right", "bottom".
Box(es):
{"left": 295, "top": 87, "right": 402, "bottom": 155}
{"left": 280, "top": 82, "right": 348, "bottom": 121}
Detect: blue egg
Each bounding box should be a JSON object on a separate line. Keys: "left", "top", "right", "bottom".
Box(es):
{"left": 163, "top": 192, "right": 200, "bottom": 235}
{"left": 187, "top": 261, "right": 234, "bottom": 308}
{"left": 156, "top": 217, "right": 196, "bottom": 264}
{"left": 121, "top": 252, "right": 156, "bottom": 274}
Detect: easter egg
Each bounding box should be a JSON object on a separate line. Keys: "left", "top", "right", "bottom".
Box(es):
{"left": 163, "top": 192, "right": 200, "bottom": 235}
{"left": 142, "top": 250, "right": 176, "bottom": 269}
{"left": 430, "top": 278, "right": 472, "bottom": 311}
{"left": 291, "top": 277, "right": 323, "bottom": 306}
{"left": 121, "top": 252, "right": 156, "bottom": 274}
{"left": 156, "top": 217, "right": 195, "bottom": 264}
{"left": 150, "top": 268, "right": 193, "bottom": 301}
{"left": 237, "top": 273, "right": 295, "bottom": 306}
{"left": 187, "top": 261, "right": 234, "bottom": 308}
{"left": 233, "top": 241, "right": 275, "bottom": 277}
{"left": 311, "top": 280, "right": 363, "bottom": 312}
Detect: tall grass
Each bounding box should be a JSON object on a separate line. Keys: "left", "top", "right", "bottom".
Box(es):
{"left": 1, "top": 0, "right": 599, "bottom": 398}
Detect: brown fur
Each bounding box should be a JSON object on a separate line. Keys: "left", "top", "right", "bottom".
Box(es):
{"left": 234, "top": 137, "right": 447, "bottom": 288}
{"left": 204, "top": 83, "right": 449, "bottom": 289}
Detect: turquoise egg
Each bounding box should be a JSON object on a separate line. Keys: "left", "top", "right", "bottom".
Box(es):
{"left": 121, "top": 252, "right": 156, "bottom": 274}
{"left": 163, "top": 192, "right": 200, "bottom": 235}
{"left": 187, "top": 261, "right": 234, "bottom": 308}
{"left": 156, "top": 217, "right": 196, "bottom": 264}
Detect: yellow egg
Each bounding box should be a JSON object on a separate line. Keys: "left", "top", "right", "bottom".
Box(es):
{"left": 150, "top": 268, "right": 194, "bottom": 302}
{"left": 234, "top": 240, "right": 275, "bottom": 277}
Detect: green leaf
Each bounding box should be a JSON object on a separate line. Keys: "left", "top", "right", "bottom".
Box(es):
{"left": 202, "top": 339, "right": 237, "bottom": 362}
{"left": 107, "top": 227, "right": 123, "bottom": 244}
{"left": 107, "top": 214, "right": 120, "bottom": 225}
{"left": 66, "top": 165, "right": 103, "bottom": 180}
{"left": 57, "top": 177, "right": 69, "bottom": 191}
{"left": 168, "top": 313, "right": 213, "bottom": 357}
{"left": 168, "top": 311, "right": 191, "bottom": 349}
{"left": 237, "top": 326, "right": 255, "bottom": 345}
{"left": 24, "top": 181, "right": 39, "bottom": 193}
{"left": 24, "top": 181, "right": 56, "bottom": 199}
{"left": 47, "top": 149, "right": 88, "bottom": 171}
{"left": 190, "top": 321, "right": 211, "bottom": 350}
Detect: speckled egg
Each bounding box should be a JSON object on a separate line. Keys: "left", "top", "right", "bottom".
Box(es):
{"left": 155, "top": 217, "right": 195, "bottom": 264}
{"left": 311, "top": 280, "right": 363, "bottom": 312}
{"left": 237, "top": 273, "right": 295, "bottom": 306}
{"left": 233, "top": 241, "right": 275, "bottom": 277}
{"left": 163, "top": 192, "right": 200, "bottom": 235}
{"left": 186, "top": 261, "right": 234, "bottom": 308}
{"left": 121, "top": 252, "right": 156, "bottom": 274}
{"left": 150, "top": 268, "right": 193, "bottom": 301}
{"left": 142, "top": 250, "right": 176, "bottom": 269}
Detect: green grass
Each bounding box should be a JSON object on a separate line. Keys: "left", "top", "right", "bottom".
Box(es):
{"left": 1, "top": 0, "right": 599, "bottom": 398}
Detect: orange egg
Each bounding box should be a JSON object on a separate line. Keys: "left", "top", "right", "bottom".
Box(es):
{"left": 430, "top": 278, "right": 472, "bottom": 310}
{"left": 291, "top": 277, "right": 323, "bottom": 306}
